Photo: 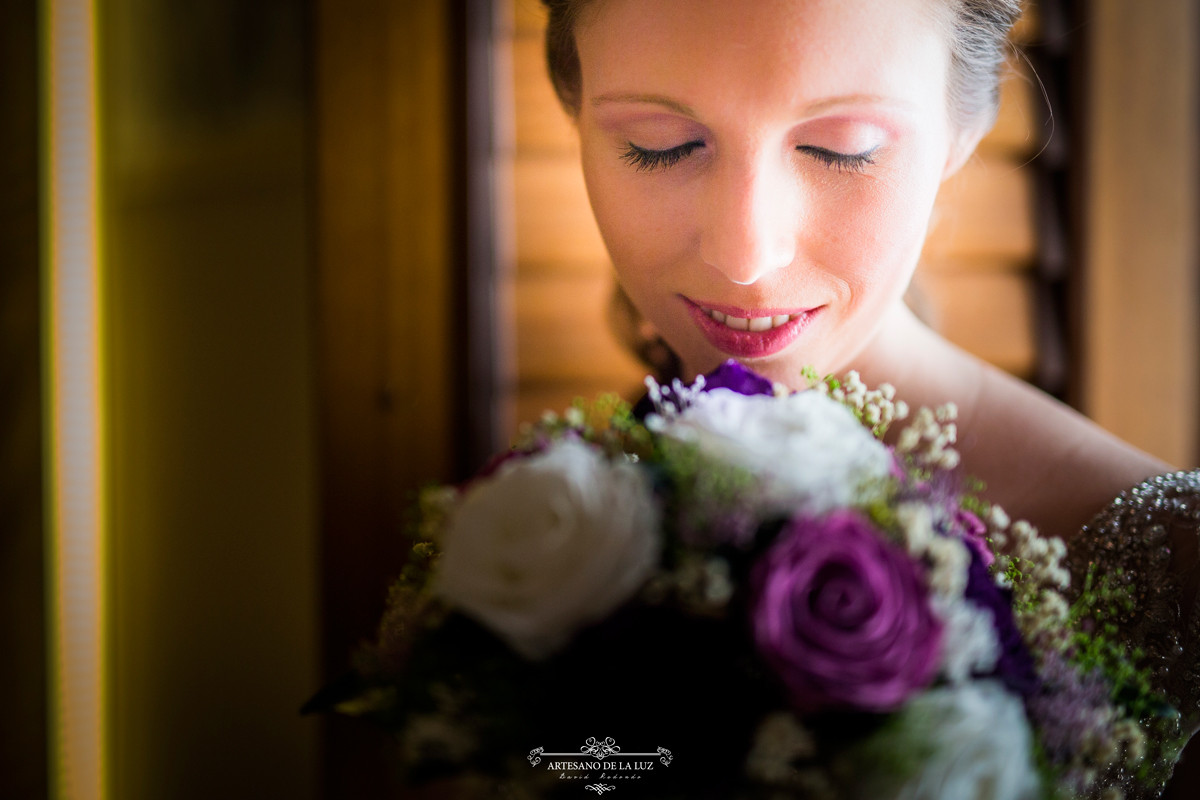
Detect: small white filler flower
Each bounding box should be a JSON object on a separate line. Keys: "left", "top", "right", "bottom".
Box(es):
{"left": 435, "top": 439, "right": 660, "bottom": 660}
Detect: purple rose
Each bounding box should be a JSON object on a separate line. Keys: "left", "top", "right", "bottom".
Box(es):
{"left": 751, "top": 511, "right": 943, "bottom": 713}
{"left": 702, "top": 359, "right": 777, "bottom": 397}
{"left": 633, "top": 359, "right": 777, "bottom": 419}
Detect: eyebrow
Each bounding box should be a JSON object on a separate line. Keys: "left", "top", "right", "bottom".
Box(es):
{"left": 590, "top": 92, "right": 890, "bottom": 118}
{"left": 591, "top": 93, "right": 696, "bottom": 116}
{"left": 801, "top": 94, "right": 888, "bottom": 115}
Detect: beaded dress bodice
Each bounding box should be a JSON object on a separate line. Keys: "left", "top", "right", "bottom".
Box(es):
{"left": 1067, "top": 471, "right": 1200, "bottom": 798}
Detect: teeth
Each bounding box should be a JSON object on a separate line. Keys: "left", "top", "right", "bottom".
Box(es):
{"left": 705, "top": 307, "right": 799, "bottom": 331}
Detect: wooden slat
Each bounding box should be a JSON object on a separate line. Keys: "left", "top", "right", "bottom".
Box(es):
{"left": 513, "top": 35, "right": 577, "bottom": 156}
{"left": 1084, "top": 0, "right": 1199, "bottom": 467}
{"left": 516, "top": 273, "right": 647, "bottom": 384}
{"left": 315, "top": 0, "right": 457, "bottom": 795}
{"left": 513, "top": 0, "right": 547, "bottom": 36}
{"left": 924, "top": 156, "right": 1037, "bottom": 263}
{"left": 514, "top": 154, "right": 611, "bottom": 273}
{"left": 980, "top": 66, "right": 1038, "bottom": 157}
{"left": 919, "top": 271, "right": 1037, "bottom": 377}
{"left": 1010, "top": 1, "right": 1040, "bottom": 45}
{"left": 919, "top": 256, "right": 1032, "bottom": 275}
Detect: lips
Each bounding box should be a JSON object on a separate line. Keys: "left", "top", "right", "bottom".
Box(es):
{"left": 681, "top": 296, "right": 821, "bottom": 359}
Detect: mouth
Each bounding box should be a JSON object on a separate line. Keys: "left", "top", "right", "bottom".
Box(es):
{"left": 680, "top": 296, "right": 822, "bottom": 359}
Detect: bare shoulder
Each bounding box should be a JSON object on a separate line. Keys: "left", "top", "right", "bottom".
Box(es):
{"left": 962, "top": 364, "right": 1168, "bottom": 541}
{"left": 853, "top": 308, "right": 1169, "bottom": 541}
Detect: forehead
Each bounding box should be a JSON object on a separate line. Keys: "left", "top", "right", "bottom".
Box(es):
{"left": 575, "top": 0, "right": 950, "bottom": 122}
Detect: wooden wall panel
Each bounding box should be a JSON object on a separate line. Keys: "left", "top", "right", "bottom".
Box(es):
{"left": 918, "top": 35, "right": 1042, "bottom": 380}
{"left": 315, "top": 0, "right": 458, "bottom": 795}
{"left": 514, "top": 157, "right": 608, "bottom": 273}
{"left": 516, "top": 274, "right": 648, "bottom": 383}
{"left": 513, "top": 36, "right": 577, "bottom": 156}
{"left": 507, "top": 0, "right": 646, "bottom": 436}
{"left": 1083, "top": 0, "right": 1199, "bottom": 467}
{"left": 923, "top": 159, "right": 1037, "bottom": 264}
{"left": 981, "top": 66, "right": 1039, "bottom": 156}
{"left": 921, "top": 272, "right": 1038, "bottom": 375}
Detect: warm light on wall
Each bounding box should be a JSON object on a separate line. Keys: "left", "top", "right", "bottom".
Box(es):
{"left": 44, "top": 0, "right": 106, "bottom": 798}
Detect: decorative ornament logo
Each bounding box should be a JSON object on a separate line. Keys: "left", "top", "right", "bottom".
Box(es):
{"left": 584, "top": 785, "right": 616, "bottom": 794}
{"left": 581, "top": 736, "right": 621, "bottom": 759}
{"left": 527, "top": 737, "right": 673, "bottom": 767}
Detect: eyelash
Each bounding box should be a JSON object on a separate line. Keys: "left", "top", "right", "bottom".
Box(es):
{"left": 619, "top": 141, "right": 878, "bottom": 173}
{"left": 796, "top": 145, "right": 878, "bottom": 173}
{"left": 620, "top": 140, "right": 706, "bottom": 171}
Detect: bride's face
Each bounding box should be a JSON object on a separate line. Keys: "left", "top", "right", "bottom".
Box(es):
{"left": 576, "top": 0, "right": 967, "bottom": 385}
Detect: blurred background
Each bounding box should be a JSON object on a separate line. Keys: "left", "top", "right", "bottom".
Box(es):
{"left": 2, "top": 0, "right": 1198, "bottom": 798}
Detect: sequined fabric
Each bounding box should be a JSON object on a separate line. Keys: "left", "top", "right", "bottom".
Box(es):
{"left": 1067, "top": 470, "right": 1200, "bottom": 799}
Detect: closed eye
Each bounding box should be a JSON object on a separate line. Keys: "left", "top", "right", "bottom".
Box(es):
{"left": 797, "top": 145, "right": 878, "bottom": 173}
{"left": 620, "top": 140, "right": 706, "bottom": 172}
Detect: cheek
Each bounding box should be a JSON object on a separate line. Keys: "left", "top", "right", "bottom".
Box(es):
{"left": 808, "top": 165, "right": 941, "bottom": 301}
{"left": 581, "top": 138, "right": 694, "bottom": 290}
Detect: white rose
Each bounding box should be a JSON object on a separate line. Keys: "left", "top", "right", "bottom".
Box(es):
{"left": 657, "top": 388, "right": 892, "bottom": 513}
{"left": 435, "top": 439, "right": 660, "bottom": 660}
{"left": 891, "top": 681, "right": 1039, "bottom": 800}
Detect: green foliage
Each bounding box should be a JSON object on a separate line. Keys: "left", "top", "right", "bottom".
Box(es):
{"left": 652, "top": 434, "right": 761, "bottom": 550}
{"left": 1057, "top": 564, "right": 1186, "bottom": 790}
{"left": 958, "top": 477, "right": 989, "bottom": 518}
{"left": 1029, "top": 739, "right": 1072, "bottom": 800}
{"left": 863, "top": 487, "right": 906, "bottom": 546}
{"left": 515, "top": 392, "right": 654, "bottom": 460}
{"left": 1004, "top": 558, "right": 1036, "bottom": 614}
{"left": 837, "top": 702, "right": 936, "bottom": 797}
{"left": 1067, "top": 567, "right": 1163, "bottom": 720}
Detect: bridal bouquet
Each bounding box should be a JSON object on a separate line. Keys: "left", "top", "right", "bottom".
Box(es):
{"left": 305, "top": 361, "right": 1184, "bottom": 800}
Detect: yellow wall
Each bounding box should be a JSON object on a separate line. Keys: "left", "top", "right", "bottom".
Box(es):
{"left": 100, "top": 2, "right": 318, "bottom": 797}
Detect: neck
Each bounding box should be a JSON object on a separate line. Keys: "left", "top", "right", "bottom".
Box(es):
{"left": 846, "top": 301, "right": 926, "bottom": 384}
{"left": 845, "top": 299, "right": 986, "bottom": 419}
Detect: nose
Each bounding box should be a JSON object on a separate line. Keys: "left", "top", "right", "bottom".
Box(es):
{"left": 699, "top": 152, "right": 797, "bottom": 285}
